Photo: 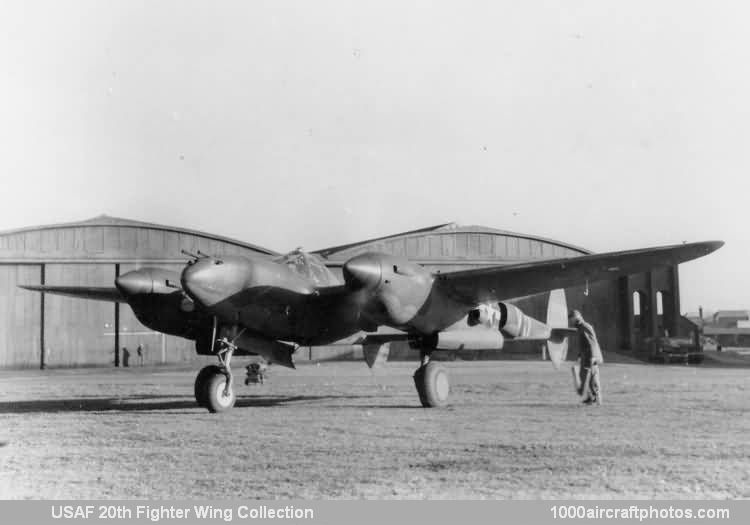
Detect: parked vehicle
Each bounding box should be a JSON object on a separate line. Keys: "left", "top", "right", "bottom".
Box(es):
{"left": 700, "top": 336, "right": 719, "bottom": 352}
{"left": 646, "top": 336, "right": 704, "bottom": 364}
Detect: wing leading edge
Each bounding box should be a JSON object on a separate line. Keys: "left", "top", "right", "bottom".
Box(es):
{"left": 19, "top": 285, "right": 125, "bottom": 303}
{"left": 435, "top": 240, "right": 723, "bottom": 305}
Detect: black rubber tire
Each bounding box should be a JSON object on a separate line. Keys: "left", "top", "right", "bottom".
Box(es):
{"left": 413, "top": 367, "right": 428, "bottom": 406}
{"left": 413, "top": 362, "right": 450, "bottom": 408}
{"left": 202, "top": 370, "right": 236, "bottom": 413}
{"left": 194, "top": 365, "right": 222, "bottom": 407}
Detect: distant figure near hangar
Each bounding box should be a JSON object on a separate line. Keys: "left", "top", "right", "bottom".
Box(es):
{"left": 1, "top": 215, "right": 703, "bottom": 370}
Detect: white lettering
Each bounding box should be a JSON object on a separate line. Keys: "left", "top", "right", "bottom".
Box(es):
{"left": 193, "top": 505, "right": 231, "bottom": 522}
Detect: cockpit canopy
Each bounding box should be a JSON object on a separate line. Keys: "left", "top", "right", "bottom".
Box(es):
{"left": 273, "top": 249, "right": 340, "bottom": 287}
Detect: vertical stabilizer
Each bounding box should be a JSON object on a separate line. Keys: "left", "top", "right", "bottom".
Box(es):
{"left": 546, "top": 289, "right": 569, "bottom": 369}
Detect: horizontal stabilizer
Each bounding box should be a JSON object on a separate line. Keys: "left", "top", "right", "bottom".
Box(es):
{"left": 19, "top": 285, "right": 125, "bottom": 303}
{"left": 550, "top": 327, "right": 577, "bottom": 342}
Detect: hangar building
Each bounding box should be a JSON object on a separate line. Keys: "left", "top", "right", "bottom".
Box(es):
{"left": 0, "top": 217, "right": 683, "bottom": 368}
{"left": 317, "top": 223, "right": 684, "bottom": 358}
{"left": 0, "top": 216, "right": 276, "bottom": 368}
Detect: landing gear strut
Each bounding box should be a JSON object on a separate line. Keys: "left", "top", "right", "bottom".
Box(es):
{"left": 413, "top": 350, "right": 450, "bottom": 408}
{"left": 194, "top": 336, "right": 238, "bottom": 413}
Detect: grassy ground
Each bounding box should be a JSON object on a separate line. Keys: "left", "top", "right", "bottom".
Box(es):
{"left": 0, "top": 359, "right": 748, "bottom": 499}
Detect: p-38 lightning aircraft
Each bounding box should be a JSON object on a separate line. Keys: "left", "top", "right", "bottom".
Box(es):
{"left": 20, "top": 227, "right": 722, "bottom": 413}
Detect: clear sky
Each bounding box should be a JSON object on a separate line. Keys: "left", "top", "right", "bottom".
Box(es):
{"left": 0, "top": 1, "right": 747, "bottom": 313}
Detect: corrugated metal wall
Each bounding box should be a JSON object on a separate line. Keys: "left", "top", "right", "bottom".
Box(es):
{"left": 44, "top": 264, "right": 115, "bottom": 367}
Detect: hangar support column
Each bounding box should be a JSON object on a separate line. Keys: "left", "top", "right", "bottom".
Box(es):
{"left": 40, "top": 264, "right": 46, "bottom": 370}
{"left": 114, "top": 263, "right": 120, "bottom": 367}
{"left": 671, "top": 265, "right": 681, "bottom": 336}
{"left": 648, "top": 270, "right": 658, "bottom": 340}
{"left": 618, "top": 276, "right": 633, "bottom": 350}
{"left": 627, "top": 272, "right": 654, "bottom": 352}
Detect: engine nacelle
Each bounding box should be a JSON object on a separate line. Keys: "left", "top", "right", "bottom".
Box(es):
{"left": 434, "top": 291, "right": 569, "bottom": 365}
{"left": 498, "top": 302, "right": 551, "bottom": 339}
{"left": 467, "top": 304, "right": 496, "bottom": 326}
{"left": 343, "top": 252, "right": 435, "bottom": 329}
{"left": 114, "top": 267, "right": 214, "bottom": 344}
{"left": 428, "top": 327, "right": 504, "bottom": 351}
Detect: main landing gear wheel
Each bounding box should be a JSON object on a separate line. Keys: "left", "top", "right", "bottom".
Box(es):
{"left": 194, "top": 365, "right": 222, "bottom": 407}
{"left": 201, "top": 370, "right": 236, "bottom": 413}
{"left": 413, "top": 361, "right": 450, "bottom": 408}
{"left": 195, "top": 366, "right": 236, "bottom": 413}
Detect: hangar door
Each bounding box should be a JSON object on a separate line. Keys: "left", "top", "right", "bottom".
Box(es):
{"left": 0, "top": 265, "right": 42, "bottom": 367}
{"left": 44, "top": 264, "right": 115, "bottom": 367}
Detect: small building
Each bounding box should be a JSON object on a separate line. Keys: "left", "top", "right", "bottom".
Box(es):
{"left": 703, "top": 327, "right": 750, "bottom": 348}
{"left": 712, "top": 310, "right": 750, "bottom": 328}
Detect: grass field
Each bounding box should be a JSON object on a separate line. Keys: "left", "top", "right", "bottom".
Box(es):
{"left": 0, "top": 359, "right": 748, "bottom": 499}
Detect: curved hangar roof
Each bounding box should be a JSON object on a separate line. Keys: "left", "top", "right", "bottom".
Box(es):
{"left": 315, "top": 223, "right": 590, "bottom": 269}
{"left": 0, "top": 215, "right": 278, "bottom": 263}
{"left": 0, "top": 217, "right": 589, "bottom": 268}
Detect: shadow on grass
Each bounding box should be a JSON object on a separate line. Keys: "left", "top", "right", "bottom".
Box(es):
{"left": 0, "top": 394, "right": 374, "bottom": 414}
{"left": 333, "top": 404, "right": 423, "bottom": 409}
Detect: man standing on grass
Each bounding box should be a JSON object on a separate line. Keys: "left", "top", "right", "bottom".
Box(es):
{"left": 570, "top": 310, "right": 604, "bottom": 405}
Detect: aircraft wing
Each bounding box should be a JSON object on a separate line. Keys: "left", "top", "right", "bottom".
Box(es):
{"left": 434, "top": 240, "right": 723, "bottom": 305}
{"left": 18, "top": 285, "right": 125, "bottom": 303}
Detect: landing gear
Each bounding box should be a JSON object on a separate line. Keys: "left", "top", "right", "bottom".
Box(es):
{"left": 202, "top": 369, "right": 236, "bottom": 412}
{"left": 194, "top": 364, "right": 236, "bottom": 412}
{"left": 413, "top": 351, "right": 450, "bottom": 408}
{"left": 194, "top": 365, "right": 222, "bottom": 407}
{"left": 194, "top": 336, "right": 238, "bottom": 413}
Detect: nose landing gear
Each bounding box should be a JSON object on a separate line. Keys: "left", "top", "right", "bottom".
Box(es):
{"left": 194, "top": 336, "right": 238, "bottom": 413}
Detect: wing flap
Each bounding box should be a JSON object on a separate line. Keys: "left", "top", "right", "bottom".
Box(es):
{"left": 19, "top": 285, "right": 125, "bottom": 303}
{"left": 435, "top": 240, "right": 723, "bottom": 305}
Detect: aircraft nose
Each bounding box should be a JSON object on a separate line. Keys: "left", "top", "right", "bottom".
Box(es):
{"left": 343, "top": 254, "right": 382, "bottom": 290}
{"left": 115, "top": 270, "right": 153, "bottom": 297}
